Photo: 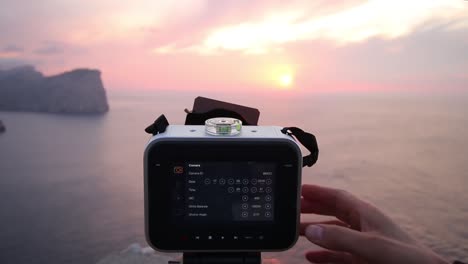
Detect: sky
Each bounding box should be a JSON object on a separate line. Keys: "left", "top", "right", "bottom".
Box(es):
{"left": 0, "top": 0, "right": 467, "bottom": 92}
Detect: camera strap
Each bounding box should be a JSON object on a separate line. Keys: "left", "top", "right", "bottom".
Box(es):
{"left": 145, "top": 114, "right": 169, "bottom": 135}
{"left": 281, "top": 127, "right": 319, "bottom": 167}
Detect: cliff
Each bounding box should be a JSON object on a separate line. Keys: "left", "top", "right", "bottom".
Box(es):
{"left": 0, "top": 66, "right": 109, "bottom": 114}
{"left": 0, "top": 120, "right": 5, "bottom": 133}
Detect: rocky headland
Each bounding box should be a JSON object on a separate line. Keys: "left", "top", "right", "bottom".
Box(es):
{"left": 0, "top": 66, "right": 109, "bottom": 114}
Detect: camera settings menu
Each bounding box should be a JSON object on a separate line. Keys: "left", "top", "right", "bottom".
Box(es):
{"left": 171, "top": 162, "right": 275, "bottom": 222}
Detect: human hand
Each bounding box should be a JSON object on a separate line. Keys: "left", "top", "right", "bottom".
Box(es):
{"left": 300, "top": 184, "right": 450, "bottom": 264}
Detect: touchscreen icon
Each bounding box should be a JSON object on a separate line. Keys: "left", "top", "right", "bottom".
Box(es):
{"left": 174, "top": 166, "right": 184, "bottom": 174}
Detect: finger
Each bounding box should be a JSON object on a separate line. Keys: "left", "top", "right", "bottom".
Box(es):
{"left": 261, "top": 259, "right": 281, "bottom": 264}
{"left": 305, "top": 250, "right": 354, "bottom": 264}
{"left": 305, "top": 224, "right": 392, "bottom": 261}
{"left": 301, "top": 197, "right": 338, "bottom": 215}
{"left": 301, "top": 185, "right": 361, "bottom": 228}
{"left": 300, "top": 220, "right": 349, "bottom": 236}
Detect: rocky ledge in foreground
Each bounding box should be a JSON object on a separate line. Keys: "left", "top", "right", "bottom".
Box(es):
{"left": 0, "top": 120, "right": 5, "bottom": 133}
{"left": 0, "top": 65, "right": 109, "bottom": 114}
{"left": 97, "top": 244, "right": 174, "bottom": 264}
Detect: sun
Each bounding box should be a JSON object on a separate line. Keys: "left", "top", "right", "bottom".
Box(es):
{"left": 279, "top": 73, "right": 293, "bottom": 87}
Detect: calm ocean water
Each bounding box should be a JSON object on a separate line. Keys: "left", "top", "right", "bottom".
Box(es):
{"left": 0, "top": 91, "right": 467, "bottom": 264}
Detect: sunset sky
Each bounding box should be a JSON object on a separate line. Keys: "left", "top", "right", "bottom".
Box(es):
{"left": 1, "top": 0, "right": 467, "bottom": 92}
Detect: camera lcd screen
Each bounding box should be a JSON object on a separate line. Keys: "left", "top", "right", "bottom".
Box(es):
{"left": 172, "top": 162, "right": 275, "bottom": 223}
{"left": 145, "top": 140, "right": 301, "bottom": 251}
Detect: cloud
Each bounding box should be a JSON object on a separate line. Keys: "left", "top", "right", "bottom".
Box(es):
{"left": 2, "top": 45, "right": 24, "bottom": 53}
{"left": 143, "top": 0, "right": 364, "bottom": 50}
{"left": 34, "top": 44, "right": 63, "bottom": 55}
{"left": 151, "top": 0, "right": 468, "bottom": 55}
{"left": 0, "top": 44, "right": 24, "bottom": 59}
{"left": 281, "top": 24, "right": 468, "bottom": 91}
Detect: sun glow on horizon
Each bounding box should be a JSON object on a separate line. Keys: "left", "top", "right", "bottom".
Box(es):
{"left": 279, "top": 73, "right": 293, "bottom": 88}
{"left": 265, "top": 64, "right": 295, "bottom": 89}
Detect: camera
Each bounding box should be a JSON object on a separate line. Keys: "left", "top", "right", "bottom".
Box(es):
{"left": 144, "top": 117, "right": 303, "bottom": 252}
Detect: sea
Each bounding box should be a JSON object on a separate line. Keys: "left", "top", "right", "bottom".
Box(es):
{"left": 0, "top": 91, "right": 467, "bottom": 264}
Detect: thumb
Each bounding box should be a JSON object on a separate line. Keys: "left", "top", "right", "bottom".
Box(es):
{"left": 305, "top": 224, "right": 390, "bottom": 261}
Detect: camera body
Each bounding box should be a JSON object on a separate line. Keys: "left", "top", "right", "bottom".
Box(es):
{"left": 144, "top": 124, "right": 302, "bottom": 252}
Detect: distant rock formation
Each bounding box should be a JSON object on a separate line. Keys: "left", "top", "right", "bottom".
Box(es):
{"left": 0, "top": 65, "right": 109, "bottom": 114}
{"left": 0, "top": 120, "right": 5, "bottom": 133}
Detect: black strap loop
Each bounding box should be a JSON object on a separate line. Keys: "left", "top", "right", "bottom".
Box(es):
{"left": 281, "top": 127, "right": 319, "bottom": 167}
{"left": 145, "top": 114, "right": 169, "bottom": 135}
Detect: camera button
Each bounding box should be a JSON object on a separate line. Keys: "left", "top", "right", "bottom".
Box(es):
{"left": 265, "top": 195, "right": 272, "bottom": 201}
{"left": 242, "top": 195, "right": 249, "bottom": 202}
{"left": 242, "top": 179, "right": 249, "bottom": 185}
